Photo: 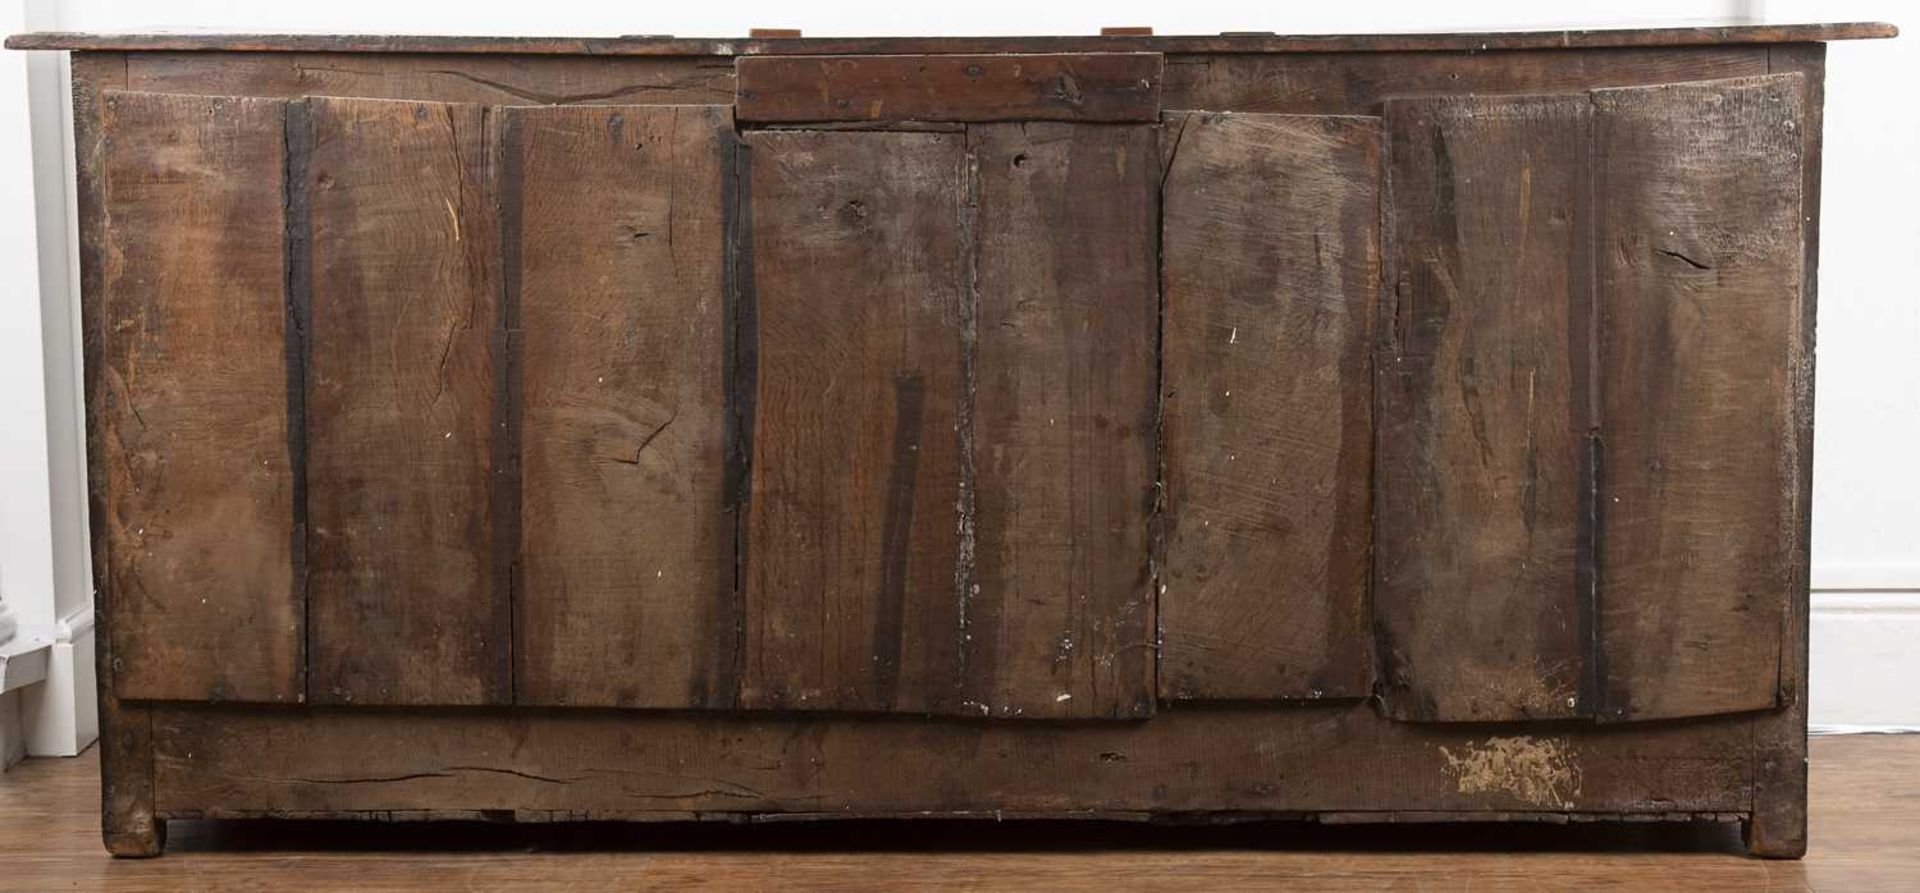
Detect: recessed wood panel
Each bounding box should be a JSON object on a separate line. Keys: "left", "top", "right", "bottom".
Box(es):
{"left": 1593, "top": 74, "right": 1805, "bottom": 721}
{"left": 964, "top": 122, "right": 1159, "bottom": 719}
{"left": 96, "top": 91, "right": 300, "bottom": 703}
{"left": 507, "top": 105, "right": 737, "bottom": 709}
{"left": 1158, "top": 112, "right": 1379, "bottom": 702}
{"left": 738, "top": 130, "right": 970, "bottom": 714}
{"left": 1376, "top": 93, "right": 1591, "bottom": 722}
{"left": 303, "top": 97, "right": 506, "bottom": 706}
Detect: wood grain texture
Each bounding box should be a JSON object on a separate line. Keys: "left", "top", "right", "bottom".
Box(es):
{"left": 738, "top": 130, "right": 969, "bottom": 714}
{"left": 14, "top": 738, "right": 1918, "bottom": 883}
{"left": 96, "top": 91, "right": 301, "bottom": 704}
{"left": 302, "top": 97, "right": 506, "bottom": 706}
{"left": 1593, "top": 74, "right": 1805, "bottom": 722}
{"left": 965, "top": 122, "right": 1158, "bottom": 719}
{"left": 121, "top": 52, "right": 735, "bottom": 106}
{"left": 1161, "top": 47, "right": 1778, "bottom": 115}
{"left": 506, "top": 105, "right": 736, "bottom": 709}
{"left": 1376, "top": 93, "right": 1591, "bottom": 722}
{"left": 1744, "top": 44, "right": 1825, "bottom": 860}
{"left": 7, "top": 22, "right": 1897, "bottom": 54}
{"left": 1157, "top": 112, "right": 1379, "bottom": 702}
{"left": 75, "top": 57, "right": 164, "bottom": 859}
{"left": 736, "top": 54, "right": 1163, "bottom": 123}
{"left": 142, "top": 704, "right": 1759, "bottom": 820}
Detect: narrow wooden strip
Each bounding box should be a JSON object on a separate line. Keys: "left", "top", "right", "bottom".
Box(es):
{"left": 121, "top": 52, "right": 735, "bottom": 107}
{"left": 148, "top": 704, "right": 1758, "bottom": 818}
{"left": 1744, "top": 43, "right": 1824, "bottom": 859}
{"left": 1593, "top": 74, "right": 1805, "bottom": 722}
{"left": 736, "top": 54, "right": 1163, "bottom": 123}
{"left": 493, "top": 109, "right": 524, "bottom": 707}
{"left": 508, "top": 105, "right": 735, "bottom": 708}
{"left": 1162, "top": 47, "right": 1776, "bottom": 116}
{"left": 304, "top": 97, "right": 505, "bottom": 706}
{"left": 739, "top": 130, "right": 969, "bottom": 714}
{"left": 7, "top": 23, "right": 1898, "bottom": 54}
{"left": 284, "top": 99, "right": 315, "bottom": 706}
{"left": 965, "top": 122, "right": 1159, "bottom": 719}
{"left": 1376, "top": 93, "right": 1590, "bottom": 722}
{"left": 77, "top": 57, "right": 165, "bottom": 858}
{"left": 1158, "top": 111, "right": 1380, "bottom": 702}
{"left": 97, "top": 90, "right": 300, "bottom": 703}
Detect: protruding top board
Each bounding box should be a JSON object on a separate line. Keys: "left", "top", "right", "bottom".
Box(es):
{"left": 5, "top": 23, "right": 1896, "bottom": 55}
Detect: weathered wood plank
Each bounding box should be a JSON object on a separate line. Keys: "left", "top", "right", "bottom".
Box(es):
{"left": 121, "top": 52, "right": 735, "bottom": 106}
{"left": 80, "top": 57, "right": 167, "bottom": 858}
{"left": 507, "top": 105, "right": 737, "bottom": 709}
{"left": 965, "top": 122, "right": 1158, "bottom": 719}
{"left": 1157, "top": 112, "right": 1379, "bottom": 702}
{"left": 96, "top": 91, "right": 300, "bottom": 704}
{"left": 1162, "top": 47, "right": 1775, "bottom": 115}
{"left": 1593, "top": 74, "right": 1805, "bottom": 722}
{"left": 7, "top": 23, "right": 1897, "bottom": 55}
{"left": 1744, "top": 44, "right": 1824, "bottom": 859}
{"left": 148, "top": 703, "right": 1758, "bottom": 818}
{"left": 736, "top": 54, "right": 1163, "bottom": 123}
{"left": 303, "top": 97, "right": 506, "bottom": 706}
{"left": 738, "top": 130, "right": 969, "bottom": 714}
{"left": 1376, "top": 93, "right": 1591, "bottom": 722}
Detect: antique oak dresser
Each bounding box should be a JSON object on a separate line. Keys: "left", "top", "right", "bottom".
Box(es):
{"left": 5, "top": 21, "right": 1896, "bottom": 857}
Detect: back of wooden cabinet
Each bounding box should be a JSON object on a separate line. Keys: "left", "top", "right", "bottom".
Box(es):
{"left": 91, "top": 56, "right": 1806, "bottom": 730}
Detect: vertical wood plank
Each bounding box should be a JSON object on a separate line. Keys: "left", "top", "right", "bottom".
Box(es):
{"left": 303, "top": 97, "right": 506, "bottom": 706}
{"left": 738, "top": 130, "right": 969, "bottom": 714}
{"left": 1376, "top": 94, "right": 1591, "bottom": 721}
{"left": 1157, "top": 112, "right": 1379, "bottom": 702}
{"left": 965, "top": 122, "right": 1159, "bottom": 719}
{"left": 82, "top": 58, "right": 166, "bottom": 856}
{"left": 507, "top": 105, "right": 737, "bottom": 708}
{"left": 96, "top": 91, "right": 301, "bottom": 703}
{"left": 1593, "top": 74, "right": 1805, "bottom": 722}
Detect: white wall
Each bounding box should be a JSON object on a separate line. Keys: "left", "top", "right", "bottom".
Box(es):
{"left": 3, "top": 0, "right": 1913, "bottom": 736}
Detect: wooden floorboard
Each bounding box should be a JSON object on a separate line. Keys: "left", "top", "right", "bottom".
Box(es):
{"left": 1, "top": 735, "right": 1914, "bottom": 890}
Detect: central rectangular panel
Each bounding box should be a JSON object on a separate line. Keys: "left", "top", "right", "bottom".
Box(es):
{"left": 739, "top": 123, "right": 1159, "bottom": 718}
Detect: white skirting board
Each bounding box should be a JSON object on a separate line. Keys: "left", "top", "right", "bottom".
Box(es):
{"left": 1810, "top": 590, "right": 1920, "bottom": 732}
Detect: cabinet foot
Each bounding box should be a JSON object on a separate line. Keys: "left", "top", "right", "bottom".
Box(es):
{"left": 104, "top": 815, "right": 166, "bottom": 858}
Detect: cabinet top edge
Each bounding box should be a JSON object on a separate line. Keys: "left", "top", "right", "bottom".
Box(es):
{"left": 3, "top": 22, "right": 1897, "bottom": 56}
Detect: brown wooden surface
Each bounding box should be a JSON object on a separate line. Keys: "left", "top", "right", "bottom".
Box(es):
{"left": 95, "top": 91, "right": 301, "bottom": 704}
{"left": 1746, "top": 42, "right": 1825, "bottom": 860}
{"left": 9, "top": 737, "right": 1917, "bottom": 888}
{"left": 1163, "top": 46, "right": 1782, "bottom": 115}
{"left": 117, "top": 51, "right": 735, "bottom": 106}
{"left": 1376, "top": 93, "right": 1591, "bottom": 723}
{"left": 738, "top": 129, "right": 970, "bottom": 714}
{"left": 1593, "top": 74, "right": 1805, "bottom": 722}
{"left": 142, "top": 704, "right": 1756, "bottom": 818}
{"left": 735, "top": 53, "right": 1163, "bottom": 123}
{"left": 302, "top": 97, "right": 506, "bottom": 706}
{"left": 507, "top": 105, "right": 737, "bottom": 709}
{"left": 5, "top": 22, "right": 1896, "bottom": 54}
{"left": 965, "top": 122, "right": 1159, "bottom": 720}
{"left": 1157, "top": 111, "right": 1378, "bottom": 702}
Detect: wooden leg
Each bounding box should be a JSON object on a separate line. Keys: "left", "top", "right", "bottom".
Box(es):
{"left": 98, "top": 691, "right": 164, "bottom": 857}
{"left": 1745, "top": 733, "right": 1809, "bottom": 859}
{"left": 103, "top": 814, "right": 166, "bottom": 858}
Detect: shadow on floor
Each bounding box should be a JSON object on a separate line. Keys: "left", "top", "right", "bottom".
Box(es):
{"left": 163, "top": 816, "right": 1750, "bottom": 855}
